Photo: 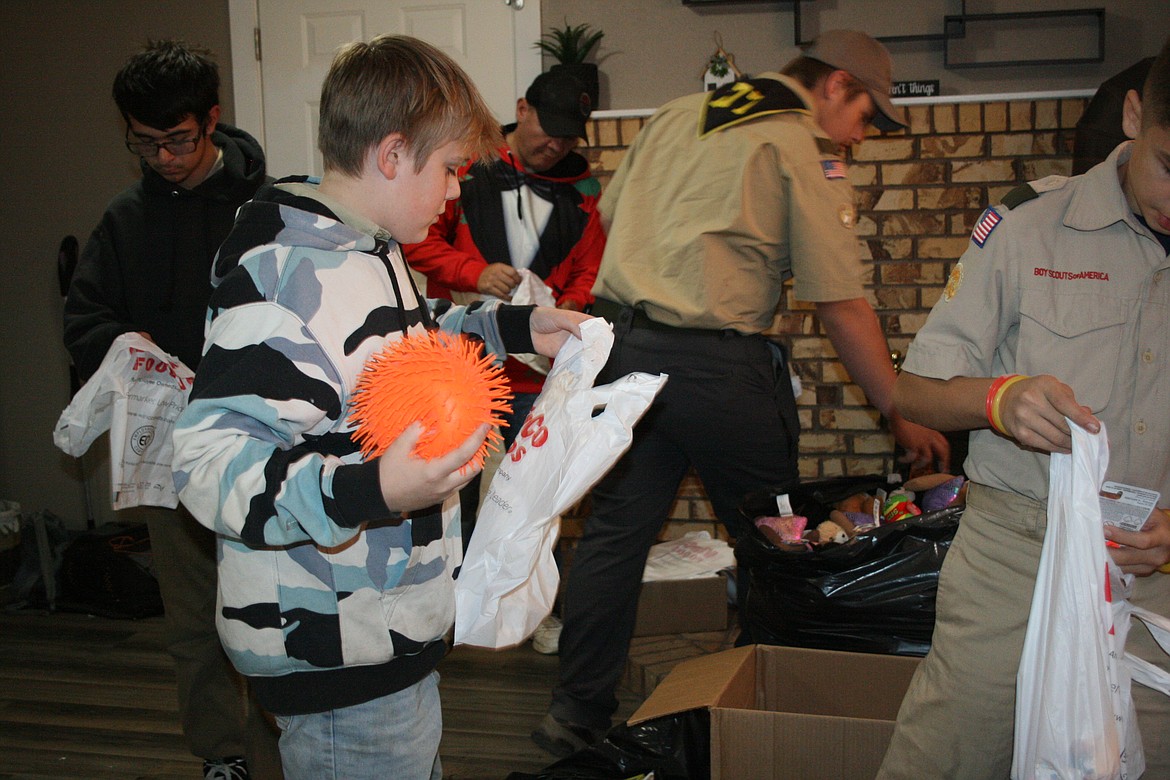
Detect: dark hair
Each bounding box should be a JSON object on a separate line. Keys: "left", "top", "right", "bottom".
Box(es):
{"left": 1142, "top": 36, "right": 1170, "bottom": 129}
{"left": 318, "top": 34, "right": 500, "bottom": 176}
{"left": 781, "top": 55, "right": 867, "bottom": 101}
{"left": 112, "top": 40, "right": 220, "bottom": 129}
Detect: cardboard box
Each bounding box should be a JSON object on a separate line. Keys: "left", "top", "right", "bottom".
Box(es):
{"left": 633, "top": 574, "right": 728, "bottom": 637}
{"left": 629, "top": 644, "right": 921, "bottom": 779}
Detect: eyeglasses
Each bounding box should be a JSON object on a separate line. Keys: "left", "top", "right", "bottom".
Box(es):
{"left": 125, "top": 126, "right": 205, "bottom": 158}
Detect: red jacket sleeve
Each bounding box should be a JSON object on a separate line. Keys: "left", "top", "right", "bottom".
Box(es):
{"left": 401, "top": 200, "right": 486, "bottom": 296}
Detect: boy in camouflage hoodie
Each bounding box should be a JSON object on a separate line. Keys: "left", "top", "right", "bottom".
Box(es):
{"left": 172, "top": 35, "right": 590, "bottom": 779}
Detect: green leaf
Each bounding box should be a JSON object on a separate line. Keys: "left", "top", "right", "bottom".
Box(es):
{"left": 534, "top": 20, "right": 604, "bottom": 64}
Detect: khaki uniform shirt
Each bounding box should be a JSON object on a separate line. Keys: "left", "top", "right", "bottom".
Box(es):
{"left": 904, "top": 142, "right": 1170, "bottom": 502}
{"left": 592, "top": 73, "right": 863, "bottom": 333}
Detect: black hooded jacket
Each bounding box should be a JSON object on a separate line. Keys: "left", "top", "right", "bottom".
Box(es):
{"left": 64, "top": 123, "right": 269, "bottom": 380}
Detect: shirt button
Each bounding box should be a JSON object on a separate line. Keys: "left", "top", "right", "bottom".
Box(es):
{"left": 1156, "top": 271, "right": 1164, "bottom": 284}
{"left": 1143, "top": 350, "right": 1155, "bottom": 364}
{"left": 1135, "top": 420, "right": 1147, "bottom": 435}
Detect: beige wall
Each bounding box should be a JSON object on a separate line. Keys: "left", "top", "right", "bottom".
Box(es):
{"left": 542, "top": 0, "right": 1170, "bottom": 110}
{"left": 0, "top": 2, "right": 234, "bottom": 528}
{"left": 1, "top": 0, "right": 1166, "bottom": 531}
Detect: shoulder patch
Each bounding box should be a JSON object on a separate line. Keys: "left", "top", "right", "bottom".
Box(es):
{"left": 943, "top": 262, "right": 964, "bottom": 300}
{"left": 821, "top": 159, "right": 848, "bottom": 180}
{"left": 971, "top": 206, "right": 1002, "bottom": 247}
{"left": 699, "top": 78, "right": 808, "bottom": 138}
{"left": 838, "top": 204, "right": 856, "bottom": 228}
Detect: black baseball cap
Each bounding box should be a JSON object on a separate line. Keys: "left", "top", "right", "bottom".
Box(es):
{"left": 525, "top": 71, "right": 592, "bottom": 139}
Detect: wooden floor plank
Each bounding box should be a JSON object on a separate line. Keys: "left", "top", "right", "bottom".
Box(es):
{"left": 0, "top": 700, "right": 183, "bottom": 734}
{"left": 0, "top": 746, "right": 200, "bottom": 780}
{"left": 0, "top": 721, "right": 195, "bottom": 761}
{"left": 0, "top": 608, "right": 701, "bottom": 779}
{"left": 0, "top": 678, "right": 179, "bottom": 710}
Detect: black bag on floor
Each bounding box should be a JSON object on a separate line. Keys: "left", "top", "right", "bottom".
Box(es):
{"left": 507, "top": 710, "right": 710, "bottom": 780}
{"left": 737, "top": 482, "right": 962, "bottom": 657}
{"left": 55, "top": 522, "right": 163, "bottom": 619}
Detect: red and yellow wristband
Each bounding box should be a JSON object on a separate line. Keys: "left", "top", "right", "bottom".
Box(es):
{"left": 984, "top": 375, "right": 1167, "bottom": 572}
{"left": 985, "top": 374, "right": 1027, "bottom": 435}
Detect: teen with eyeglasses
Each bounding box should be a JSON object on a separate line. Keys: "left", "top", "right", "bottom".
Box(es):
{"left": 63, "top": 39, "right": 279, "bottom": 780}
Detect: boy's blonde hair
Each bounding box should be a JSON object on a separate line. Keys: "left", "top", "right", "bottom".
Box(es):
{"left": 319, "top": 34, "right": 501, "bottom": 176}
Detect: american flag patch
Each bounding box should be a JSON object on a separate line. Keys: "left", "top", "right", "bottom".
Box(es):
{"left": 821, "top": 159, "right": 847, "bottom": 179}
{"left": 971, "top": 207, "right": 1002, "bottom": 247}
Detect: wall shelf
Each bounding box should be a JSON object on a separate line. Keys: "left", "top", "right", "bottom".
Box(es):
{"left": 682, "top": 1, "right": 1107, "bottom": 68}
{"left": 943, "top": 9, "right": 1105, "bottom": 68}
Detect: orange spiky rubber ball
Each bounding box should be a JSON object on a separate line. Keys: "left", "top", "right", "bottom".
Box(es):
{"left": 348, "top": 331, "right": 512, "bottom": 470}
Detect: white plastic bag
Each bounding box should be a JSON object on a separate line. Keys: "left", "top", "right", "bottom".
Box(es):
{"left": 508, "top": 268, "right": 557, "bottom": 376}
{"left": 454, "top": 318, "right": 667, "bottom": 648}
{"left": 52, "top": 333, "right": 194, "bottom": 510}
{"left": 1013, "top": 421, "right": 1140, "bottom": 780}
{"left": 642, "top": 531, "right": 735, "bottom": 582}
{"left": 452, "top": 268, "right": 556, "bottom": 375}
{"left": 1113, "top": 573, "right": 1170, "bottom": 698}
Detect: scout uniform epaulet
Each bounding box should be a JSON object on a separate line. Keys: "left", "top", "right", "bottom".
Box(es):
{"left": 699, "top": 77, "right": 808, "bottom": 138}
{"left": 970, "top": 176, "right": 1071, "bottom": 249}
{"left": 1000, "top": 175, "right": 1069, "bottom": 210}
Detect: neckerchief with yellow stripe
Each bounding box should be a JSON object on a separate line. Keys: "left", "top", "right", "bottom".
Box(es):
{"left": 699, "top": 77, "right": 809, "bottom": 139}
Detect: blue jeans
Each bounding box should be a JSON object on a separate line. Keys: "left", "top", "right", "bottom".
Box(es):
{"left": 273, "top": 672, "right": 442, "bottom": 780}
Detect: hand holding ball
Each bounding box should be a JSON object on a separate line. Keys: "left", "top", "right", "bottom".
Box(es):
{"left": 348, "top": 331, "right": 512, "bottom": 471}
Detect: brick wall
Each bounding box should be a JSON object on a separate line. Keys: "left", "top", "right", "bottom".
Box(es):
{"left": 563, "top": 95, "right": 1088, "bottom": 544}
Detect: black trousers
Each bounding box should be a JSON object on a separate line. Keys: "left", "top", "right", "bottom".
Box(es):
{"left": 549, "top": 303, "right": 800, "bottom": 729}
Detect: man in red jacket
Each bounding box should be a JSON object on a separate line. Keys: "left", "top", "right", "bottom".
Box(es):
{"left": 404, "top": 72, "right": 605, "bottom": 629}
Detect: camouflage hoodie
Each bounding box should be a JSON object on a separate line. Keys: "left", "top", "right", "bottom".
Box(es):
{"left": 172, "top": 177, "right": 535, "bottom": 714}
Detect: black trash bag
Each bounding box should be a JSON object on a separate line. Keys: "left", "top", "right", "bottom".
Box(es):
{"left": 508, "top": 710, "right": 710, "bottom": 780}
{"left": 55, "top": 522, "right": 164, "bottom": 619}
{"left": 737, "top": 485, "right": 962, "bottom": 657}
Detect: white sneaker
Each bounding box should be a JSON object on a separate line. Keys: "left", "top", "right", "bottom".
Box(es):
{"left": 531, "top": 614, "right": 562, "bottom": 655}
{"left": 203, "top": 757, "right": 249, "bottom": 780}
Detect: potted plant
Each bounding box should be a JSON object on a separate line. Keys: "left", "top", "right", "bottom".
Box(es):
{"left": 534, "top": 20, "right": 604, "bottom": 107}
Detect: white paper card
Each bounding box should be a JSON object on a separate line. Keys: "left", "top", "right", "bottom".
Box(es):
{"left": 1099, "top": 481, "right": 1160, "bottom": 532}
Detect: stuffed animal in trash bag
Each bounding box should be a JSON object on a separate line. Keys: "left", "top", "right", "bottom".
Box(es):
{"left": 752, "top": 472, "right": 967, "bottom": 549}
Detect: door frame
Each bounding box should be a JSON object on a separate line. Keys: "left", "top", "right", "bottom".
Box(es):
{"left": 227, "top": 0, "right": 542, "bottom": 144}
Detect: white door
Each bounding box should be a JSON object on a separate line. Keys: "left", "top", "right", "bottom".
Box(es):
{"left": 230, "top": 0, "right": 541, "bottom": 178}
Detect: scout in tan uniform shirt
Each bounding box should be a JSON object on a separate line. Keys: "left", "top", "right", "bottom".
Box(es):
{"left": 593, "top": 71, "right": 866, "bottom": 332}
{"left": 533, "top": 29, "right": 951, "bottom": 758}
{"left": 880, "top": 36, "right": 1170, "bottom": 780}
